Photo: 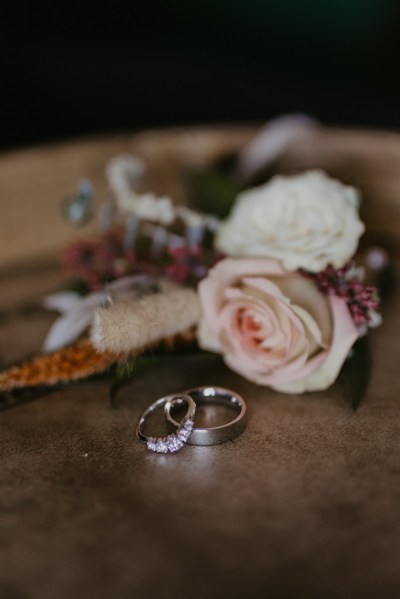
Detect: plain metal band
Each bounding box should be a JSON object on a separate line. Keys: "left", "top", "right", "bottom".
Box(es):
{"left": 165, "top": 386, "right": 247, "bottom": 446}
{"left": 136, "top": 393, "right": 196, "bottom": 443}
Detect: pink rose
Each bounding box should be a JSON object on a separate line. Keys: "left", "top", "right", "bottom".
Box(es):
{"left": 197, "top": 258, "right": 359, "bottom": 393}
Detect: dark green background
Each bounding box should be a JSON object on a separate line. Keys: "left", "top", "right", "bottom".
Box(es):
{"left": 1, "top": 0, "right": 399, "bottom": 148}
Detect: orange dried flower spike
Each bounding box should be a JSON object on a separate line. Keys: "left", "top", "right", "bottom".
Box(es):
{"left": 0, "top": 328, "right": 197, "bottom": 393}
{"left": 0, "top": 339, "right": 120, "bottom": 392}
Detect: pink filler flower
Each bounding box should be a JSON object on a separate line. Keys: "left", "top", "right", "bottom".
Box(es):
{"left": 197, "top": 258, "right": 359, "bottom": 393}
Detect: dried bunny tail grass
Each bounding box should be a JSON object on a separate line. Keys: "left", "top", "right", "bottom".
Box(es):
{"left": 0, "top": 286, "right": 201, "bottom": 392}
{"left": 0, "top": 339, "right": 120, "bottom": 392}
{"left": 0, "top": 327, "right": 198, "bottom": 393}
{"left": 91, "top": 287, "right": 201, "bottom": 354}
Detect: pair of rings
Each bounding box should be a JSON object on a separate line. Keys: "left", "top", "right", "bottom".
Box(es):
{"left": 137, "top": 386, "right": 247, "bottom": 453}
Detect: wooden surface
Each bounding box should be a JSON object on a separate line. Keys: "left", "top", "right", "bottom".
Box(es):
{"left": 0, "top": 127, "right": 400, "bottom": 599}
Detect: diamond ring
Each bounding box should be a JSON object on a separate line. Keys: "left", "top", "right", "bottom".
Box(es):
{"left": 136, "top": 393, "right": 196, "bottom": 453}
{"left": 165, "top": 386, "right": 247, "bottom": 446}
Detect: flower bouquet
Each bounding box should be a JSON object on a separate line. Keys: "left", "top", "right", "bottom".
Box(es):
{"left": 0, "top": 121, "right": 383, "bottom": 408}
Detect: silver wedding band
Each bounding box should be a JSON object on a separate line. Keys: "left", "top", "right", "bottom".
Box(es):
{"left": 136, "top": 393, "right": 196, "bottom": 453}
{"left": 165, "top": 386, "right": 247, "bottom": 446}
{"left": 137, "top": 387, "right": 247, "bottom": 453}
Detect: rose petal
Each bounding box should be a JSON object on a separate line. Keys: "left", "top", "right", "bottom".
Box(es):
{"left": 197, "top": 318, "right": 222, "bottom": 353}
{"left": 220, "top": 297, "right": 310, "bottom": 377}
{"left": 227, "top": 346, "right": 328, "bottom": 388}
{"left": 198, "top": 258, "right": 286, "bottom": 335}
{"left": 241, "top": 276, "right": 287, "bottom": 300}
{"left": 274, "top": 276, "right": 332, "bottom": 346}
{"left": 291, "top": 304, "right": 323, "bottom": 353}
{"left": 272, "top": 296, "right": 358, "bottom": 393}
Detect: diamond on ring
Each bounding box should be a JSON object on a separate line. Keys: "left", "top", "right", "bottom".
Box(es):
{"left": 145, "top": 419, "right": 194, "bottom": 453}
{"left": 137, "top": 394, "right": 196, "bottom": 454}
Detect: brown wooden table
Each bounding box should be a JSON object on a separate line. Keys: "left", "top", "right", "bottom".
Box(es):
{"left": 0, "top": 127, "right": 399, "bottom": 599}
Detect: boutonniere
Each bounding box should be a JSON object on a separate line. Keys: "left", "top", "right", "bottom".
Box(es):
{"left": 0, "top": 138, "right": 383, "bottom": 408}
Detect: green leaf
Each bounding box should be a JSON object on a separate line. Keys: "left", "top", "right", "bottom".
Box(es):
{"left": 185, "top": 169, "right": 240, "bottom": 219}
{"left": 340, "top": 336, "right": 372, "bottom": 410}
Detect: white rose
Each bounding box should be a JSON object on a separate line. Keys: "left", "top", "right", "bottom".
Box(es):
{"left": 215, "top": 170, "right": 365, "bottom": 272}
